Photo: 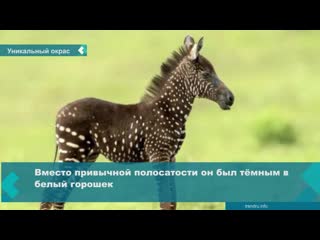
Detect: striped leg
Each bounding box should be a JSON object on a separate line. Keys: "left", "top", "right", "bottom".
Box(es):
{"left": 52, "top": 151, "right": 99, "bottom": 210}
{"left": 40, "top": 156, "right": 82, "bottom": 210}
{"left": 40, "top": 145, "right": 99, "bottom": 210}
{"left": 40, "top": 202, "right": 53, "bottom": 210}
{"left": 51, "top": 160, "right": 79, "bottom": 210}
{"left": 149, "top": 153, "right": 177, "bottom": 210}
{"left": 160, "top": 156, "right": 176, "bottom": 210}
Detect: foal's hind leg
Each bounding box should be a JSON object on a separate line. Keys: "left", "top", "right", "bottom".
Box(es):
{"left": 40, "top": 140, "right": 99, "bottom": 210}
{"left": 51, "top": 150, "right": 100, "bottom": 210}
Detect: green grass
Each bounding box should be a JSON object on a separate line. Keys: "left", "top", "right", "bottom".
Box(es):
{"left": 0, "top": 30, "right": 320, "bottom": 209}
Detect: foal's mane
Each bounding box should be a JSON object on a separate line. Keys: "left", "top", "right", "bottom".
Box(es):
{"left": 141, "top": 46, "right": 188, "bottom": 103}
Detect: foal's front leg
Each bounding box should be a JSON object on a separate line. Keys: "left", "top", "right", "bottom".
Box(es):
{"left": 149, "top": 153, "right": 177, "bottom": 210}
{"left": 160, "top": 156, "right": 176, "bottom": 210}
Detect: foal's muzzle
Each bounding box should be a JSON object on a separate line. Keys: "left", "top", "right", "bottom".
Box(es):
{"left": 226, "top": 91, "right": 234, "bottom": 106}
{"left": 218, "top": 90, "right": 234, "bottom": 110}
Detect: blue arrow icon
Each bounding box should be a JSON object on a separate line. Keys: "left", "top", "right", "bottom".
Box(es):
{"left": 303, "top": 163, "right": 320, "bottom": 194}
{"left": 78, "top": 46, "right": 84, "bottom": 55}
{"left": 78, "top": 45, "right": 87, "bottom": 56}
{"left": 2, "top": 172, "right": 19, "bottom": 200}
{"left": 295, "top": 163, "right": 320, "bottom": 202}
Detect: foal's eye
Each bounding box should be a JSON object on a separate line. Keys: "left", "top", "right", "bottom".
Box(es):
{"left": 202, "top": 72, "right": 211, "bottom": 78}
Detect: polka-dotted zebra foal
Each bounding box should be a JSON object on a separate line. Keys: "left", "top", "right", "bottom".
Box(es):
{"left": 40, "top": 35, "right": 234, "bottom": 210}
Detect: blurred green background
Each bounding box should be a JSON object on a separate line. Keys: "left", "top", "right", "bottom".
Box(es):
{"left": 0, "top": 30, "right": 319, "bottom": 210}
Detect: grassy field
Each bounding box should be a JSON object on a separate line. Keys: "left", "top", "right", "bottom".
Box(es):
{"left": 0, "top": 30, "right": 319, "bottom": 210}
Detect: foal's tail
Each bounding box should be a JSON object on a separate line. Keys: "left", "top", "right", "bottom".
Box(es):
{"left": 53, "top": 144, "right": 58, "bottom": 163}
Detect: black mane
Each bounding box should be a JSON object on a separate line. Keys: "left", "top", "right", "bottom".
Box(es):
{"left": 141, "top": 46, "right": 188, "bottom": 103}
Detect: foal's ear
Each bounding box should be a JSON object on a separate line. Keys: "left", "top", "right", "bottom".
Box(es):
{"left": 197, "top": 37, "right": 204, "bottom": 52}
{"left": 188, "top": 36, "right": 204, "bottom": 61}
{"left": 184, "top": 35, "right": 195, "bottom": 50}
